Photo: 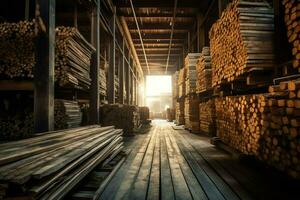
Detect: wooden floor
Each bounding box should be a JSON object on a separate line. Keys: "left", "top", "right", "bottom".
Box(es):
{"left": 101, "top": 120, "right": 299, "bottom": 200}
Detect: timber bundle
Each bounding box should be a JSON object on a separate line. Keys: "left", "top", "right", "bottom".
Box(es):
{"left": 282, "top": 0, "right": 300, "bottom": 70}
{"left": 199, "top": 99, "right": 216, "bottom": 136}
{"left": 166, "top": 108, "right": 175, "bottom": 122}
{"left": 175, "top": 101, "right": 185, "bottom": 125}
{"left": 99, "top": 68, "right": 107, "bottom": 96}
{"left": 54, "top": 99, "right": 82, "bottom": 130}
{"left": 100, "top": 104, "right": 140, "bottom": 136}
{"left": 172, "top": 71, "right": 179, "bottom": 98}
{"left": 0, "top": 20, "right": 36, "bottom": 78}
{"left": 184, "top": 95, "right": 199, "bottom": 133}
{"left": 55, "top": 27, "right": 94, "bottom": 89}
{"left": 0, "top": 126, "right": 124, "bottom": 199}
{"left": 139, "top": 106, "right": 150, "bottom": 124}
{"left": 209, "top": 0, "right": 275, "bottom": 86}
{"left": 185, "top": 53, "right": 200, "bottom": 95}
{"left": 196, "top": 47, "right": 212, "bottom": 93}
{"left": 178, "top": 68, "right": 186, "bottom": 97}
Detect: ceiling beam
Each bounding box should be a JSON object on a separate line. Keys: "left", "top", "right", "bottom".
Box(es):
{"left": 131, "top": 32, "right": 186, "bottom": 39}
{"left": 133, "top": 39, "right": 184, "bottom": 44}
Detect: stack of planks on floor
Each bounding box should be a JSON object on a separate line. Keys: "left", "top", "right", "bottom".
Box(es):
{"left": 54, "top": 99, "right": 82, "bottom": 130}
{"left": 55, "top": 27, "right": 94, "bottom": 89}
{"left": 184, "top": 95, "right": 199, "bottom": 133}
{"left": 210, "top": 0, "right": 275, "bottom": 86}
{"left": 0, "top": 126, "right": 124, "bottom": 199}
{"left": 259, "top": 80, "right": 300, "bottom": 178}
{"left": 175, "top": 101, "right": 185, "bottom": 125}
{"left": 166, "top": 108, "right": 175, "bottom": 122}
{"left": 185, "top": 53, "right": 201, "bottom": 95}
{"left": 0, "top": 20, "right": 36, "bottom": 78}
{"left": 100, "top": 68, "right": 107, "bottom": 96}
{"left": 139, "top": 106, "right": 150, "bottom": 124}
{"left": 114, "top": 75, "right": 119, "bottom": 100}
{"left": 100, "top": 104, "right": 140, "bottom": 136}
{"left": 178, "top": 68, "right": 186, "bottom": 98}
{"left": 199, "top": 99, "right": 216, "bottom": 136}
{"left": 282, "top": 0, "right": 300, "bottom": 70}
{"left": 196, "top": 47, "right": 212, "bottom": 93}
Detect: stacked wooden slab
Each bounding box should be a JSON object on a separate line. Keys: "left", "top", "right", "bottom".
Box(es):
{"left": 199, "top": 99, "right": 216, "bottom": 136}
{"left": 99, "top": 68, "right": 107, "bottom": 96}
{"left": 210, "top": 0, "right": 275, "bottom": 86}
{"left": 196, "top": 47, "right": 212, "bottom": 93}
{"left": 178, "top": 68, "right": 186, "bottom": 98}
{"left": 185, "top": 53, "right": 201, "bottom": 95}
{"left": 175, "top": 101, "right": 185, "bottom": 125}
{"left": 0, "top": 126, "right": 124, "bottom": 199}
{"left": 139, "top": 106, "right": 150, "bottom": 124}
{"left": 282, "top": 0, "right": 300, "bottom": 70}
{"left": 172, "top": 71, "right": 179, "bottom": 98}
{"left": 100, "top": 104, "right": 140, "bottom": 136}
{"left": 184, "top": 95, "right": 199, "bottom": 133}
{"left": 166, "top": 108, "right": 175, "bottom": 122}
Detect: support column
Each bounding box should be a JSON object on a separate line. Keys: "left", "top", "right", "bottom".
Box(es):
{"left": 126, "top": 55, "right": 131, "bottom": 104}
{"left": 34, "top": 0, "right": 55, "bottom": 133}
{"left": 108, "top": 7, "right": 116, "bottom": 104}
{"left": 119, "top": 39, "right": 125, "bottom": 104}
{"left": 89, "top": 0, "right": 100, "bottom": 124}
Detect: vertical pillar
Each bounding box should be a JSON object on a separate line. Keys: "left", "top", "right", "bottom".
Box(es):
{"left": 126, "top": 54, "right": 130, "bottom": 104}
{"left": 119, "top": 39, "right": 125, "bottom": 104}
{"left": 108, "top": 7, "right": 116, "bottom": 104}
{"left": 89, "top": 0, "right": 100, "bottom": 124}
{"left": 74, "top": 2, "right": 78, "bottom": 28}
{"left": 34, "top": 0, "right": 55, "bottom": 133}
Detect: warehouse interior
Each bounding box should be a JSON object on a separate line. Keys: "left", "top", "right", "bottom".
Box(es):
{"left": 0, "top": 0, "right": 300, "bottom": 199}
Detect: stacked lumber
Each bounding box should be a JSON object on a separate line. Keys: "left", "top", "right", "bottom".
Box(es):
{"left": 114, "top": 75, "right": 119, "bottom": 99}
{"left": 0, "top": 126, "right": 124, "bottom": 199}
{"left": 172, "top": 71, "right": 179, "bottom": 98}
{"left": 175, "top": 101, "right": 185, "bottom": 125}
{"left": 0, "top": 20, "right": 36, "bottom": 78}
{"left": 178, "top": 68, "right": 186, "bottom": 97}
{"left": 185, "top": 53, "right": 201, "bottom": 95}
{"left": 199, "top": 99, "right": 216, "bottom": 136}
{"left": 196, "top": 47, "right": 212, "bottom": 93}
{"left": 210, "top": 0, "right": 275, "bottom": 86}
{"left": 166, "top": 108, "right": 175, "bottom": 122}
{"left": 282, "top": 0, "right": 300, "bottom": 70}
{"left": 184, "top": 95, "right": 199, "bottom": 133}
{"left": 54, "top": 99, "right": 82, "bottom": 130}
{"left": 258, "top": 80, "right": 300, "bottom": 178}
{"left": 55, "top": 27, "right": 94, "bottom": 89}
{"left": 100, "top": 104, "right": 140, "bottom": 136}
{"left": 99, "top": 68, "right": 107, "bottom": 96}
{"left": 139, "top": 106, "right": 150, "bottom": 124}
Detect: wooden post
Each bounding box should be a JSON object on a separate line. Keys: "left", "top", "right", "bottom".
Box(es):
{"left": 119, "top": 39, "right": 125, "bottom": 104}
{"left": 74, "top": 1, "right": 78, "bottom": 28}
{"left": 34, "top": 0, "right": 55, "bottom": 133}
{"left": 126, "top": 53, "right": 130, "bottom": 104}
{"left": 89, "top": 0, "right": 100, "bottom": 124}
{"left": 108, "top": 7, "right": 116, "bottom": 104}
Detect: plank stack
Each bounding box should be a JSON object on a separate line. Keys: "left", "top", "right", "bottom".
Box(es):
{"left": 196, "top": 47, "right": 212, "bottom": 93}
{"left": 258, "top": 80, "right": 300, "bottom": 178}
{"left": 139, "top": 106, "right": 150, "bottom": 124}
{"left": 0, "top": 20, "right": 36, "bottom": 78}
{"left": 282, "top": 0, "right": 300, "bottom": 70}
{"left": 55, "top": 27, "right": 95, "bottom": 89}
{"left": 178, "top": 68, "right": 186, "bottom": 98}
{"left": 166, "top": 108, "right": 175, "bottom": 122}
{"left": 172, "top": 71, "right": 179, "bottom": 99}
{"left": 114, "top": 75, "right": 119, "bottom": 100}
{"left": 54, "top": 99, "right": 82, "bottom": 130}
{"left": 199, "top": 99, "right": 216, "bottom": 136}
{"left": 0, "top": 126, "right": 123, "bottom": 199}
{"left": 100, "top": 104, "right": 140, "bottom": 136}
{"left": 209, "top": 0, "right": 275, "bottom": 86}
{"left": 175, "top": 101, "right": 185, "bottom": 125}
{"left": 100, "top": 68, "right": 107, "bottom": 96}
{"left": 184, "top": 95, "right": 200, "bottom": 133}
{"left": 185, "top": 53, "right": 201, "bottom": 95}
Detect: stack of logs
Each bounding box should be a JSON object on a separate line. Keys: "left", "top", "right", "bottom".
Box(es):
{"left": 0, "top": 20, "right": 36, "bottom": 78}
{"left": 282, "top": 0, "right": 300, "bottom": 70}
{"left": 199, "top": 99, "right": 216, "bottom": 136}
{"left": 55, "top": 27, "right": 94, "bottom": 89}
{"left": 175, "top": 101, "right": 185, "bottom": 125}
{"left": 185, "top": 53, "right": 201, "bottom": 95}
{"left": 178, "top": 68, "right": 186, "bottom": 97}
{"left": 54, "top": 99, "right": 82, "bottom": 130}
{"left": 209, "top": 0, "right": 275, "bottom": 86}
{"left": 196, "top": 47, "right": 212, "bottom": 93}
{"left": 0, "top": 126, "right": 124, "bottom": 199}
{"left": 100, "top": 104, "right": 140, "bottom": 136}
{"left": 184, "top": 95, "right": 200, "bottom": 133}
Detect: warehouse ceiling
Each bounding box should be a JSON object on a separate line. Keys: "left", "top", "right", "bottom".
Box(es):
{"left": 114, "top": 0, "right": 211, "bottom": 74}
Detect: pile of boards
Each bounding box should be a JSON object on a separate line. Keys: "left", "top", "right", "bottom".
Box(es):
{"left": 199, "top": 99, "right": 216, "bottom": 136}
{"left": 184, "top": 95, "right": 199, "bottom": 133}
{"left": 166, "top": 108, "right": 175, "bottom": 122}
{"left": 209, "top": 0, "right": 275, "bottom": 86}
{"left": 172, "top": 71, "right": 179, "bottom": 99}
{"left": 139, "top": 106, "right": 150, "bottom": 124}
{"left": 196, "top": 47, "right": 212, "bottom": 93}
{"left": 54, "top": 99, "right": 82, "bottom": 130}
{"left": 185, "top": 53, "right": 200, "bottom": 95}
{"left": 175, "top": 101, "right": 185, "bottom": 125}
{"left": 114, "top": 75, "right": 119, "bottom": 100}
{"left": 0, "top": 126, "right": 124, "bottom": 199}
{"left": 99, "top": 68, "right": 107, "bottom": 96}
{"left": 178, "top": 68, "right": 186, "bottom": 97}
{"left": 282, "top": 0, "right": 300, "bottom": 70}
{"left": 100, "top": 104, "right": 140, "bottom": 136}
{"left": 0, "top": 21, "right": 95, "bottom": 90}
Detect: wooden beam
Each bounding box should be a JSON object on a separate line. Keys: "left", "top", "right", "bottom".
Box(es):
{"left": 108, "top": 7, "right": 116, "bottom": 104}
{"left": 126, "top": 54, "right": 131, "bottom": 104}
{"left": 34, "top": 0, "right": 55, "bottom": 133}
{"left": 119, "top": 39, "right": 125, "bottom": 104}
